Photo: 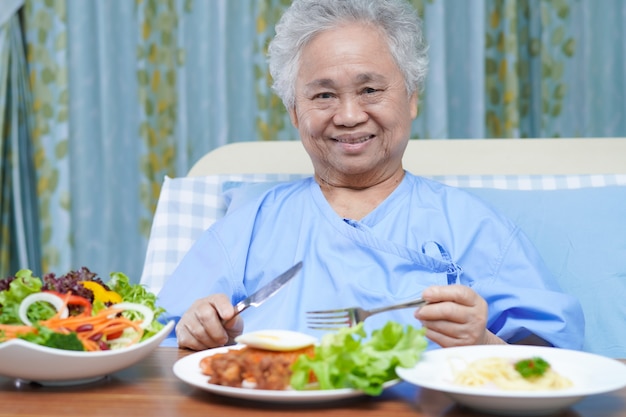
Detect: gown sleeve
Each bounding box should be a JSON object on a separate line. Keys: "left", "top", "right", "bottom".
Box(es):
{"left": 471, "top": 223, "right": 585, "bottom": 349}
{"left": 156, "top": 222, "right": 248, "bottom": 326}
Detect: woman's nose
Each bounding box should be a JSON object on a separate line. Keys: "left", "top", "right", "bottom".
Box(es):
{"left": 333, "top": 97, "right": 367, "bottom": 127}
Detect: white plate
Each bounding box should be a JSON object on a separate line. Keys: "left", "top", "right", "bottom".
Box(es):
{"left": 396, "top": 345, "right": 626, "bottom": 416}
{"left": 0, "top": 320, "right": 174, "bottom": 385}
{"left": 173, "top": 346, "right": 398, "bottom": 403}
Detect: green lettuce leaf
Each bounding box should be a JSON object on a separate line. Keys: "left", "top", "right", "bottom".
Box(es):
{"left": 106, "top": 272, "right": 165, "bottom": 340}
{"left": 0, "top": 270, "right": 43, "bottom": 324}
{"left": 290, "top": 321, "right": 427, "bottom": 395}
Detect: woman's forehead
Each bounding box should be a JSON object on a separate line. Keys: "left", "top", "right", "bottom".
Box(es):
{"left": 297, "top": 23, "right": 398, "bottom": 81}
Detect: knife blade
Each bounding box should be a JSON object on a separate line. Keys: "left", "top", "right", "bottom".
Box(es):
{"left": 232, "top": 261, "right": 303, "bottom": 316}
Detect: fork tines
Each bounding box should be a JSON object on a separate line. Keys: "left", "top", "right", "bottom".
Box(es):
{"left": 306, "top": 310, "right": 352, "bottom": 330}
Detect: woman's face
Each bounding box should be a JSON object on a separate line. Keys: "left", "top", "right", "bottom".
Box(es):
{"left": 289, "top": 22, "right": 418, "bottom": 188}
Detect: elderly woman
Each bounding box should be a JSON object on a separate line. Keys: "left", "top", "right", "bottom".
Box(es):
{"left": 157, "top": 0, "right": 584, "bottom": 351}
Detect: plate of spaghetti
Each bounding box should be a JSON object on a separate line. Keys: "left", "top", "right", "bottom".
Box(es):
{"left": 396, "top": 345, "right": 626, "bottom": 416}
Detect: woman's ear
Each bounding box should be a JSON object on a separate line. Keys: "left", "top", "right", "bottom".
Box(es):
{"left": 410, "top": 91, "right": 419, "bottom": 119}
{"left": 288, "top": 106, "right": 299, "bottom": 128}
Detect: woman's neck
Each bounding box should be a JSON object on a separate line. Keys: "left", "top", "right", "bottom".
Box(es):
{"left": 317, "top": 169, "right": 405, "bottom": 220}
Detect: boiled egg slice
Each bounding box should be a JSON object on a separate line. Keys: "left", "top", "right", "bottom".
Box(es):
{"left": 235, "top": 330, "right": 318, "bottom": 351}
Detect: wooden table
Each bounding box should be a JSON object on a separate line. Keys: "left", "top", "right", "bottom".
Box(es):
{"left": 1, "top": 348, "right": 624, "bottom": 417}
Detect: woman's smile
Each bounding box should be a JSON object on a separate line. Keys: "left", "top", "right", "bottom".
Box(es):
{"left": 333, "top": 134, "right": 375, "bottom": 144}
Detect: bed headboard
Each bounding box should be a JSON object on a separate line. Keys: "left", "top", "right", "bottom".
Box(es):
{"left": 187, "top": 138, "right": 626, "bottom": 176}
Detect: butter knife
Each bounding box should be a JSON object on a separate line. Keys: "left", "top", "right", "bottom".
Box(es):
{"left": 232, "top": 261, "right": 303, "bottom": 317}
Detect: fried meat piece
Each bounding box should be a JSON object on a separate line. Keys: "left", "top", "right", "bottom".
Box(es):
{"left": 200, "top": 346, "right": 315, "bottom": 390}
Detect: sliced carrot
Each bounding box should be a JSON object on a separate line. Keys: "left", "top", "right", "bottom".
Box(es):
{"left": 0, "top": 323, "right": 37, "bottom": 341}
{"left": 7, "top": 294, "right": 148, "bottom": 351}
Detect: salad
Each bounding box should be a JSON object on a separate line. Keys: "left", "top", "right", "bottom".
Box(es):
{"left": 0, "top": 267, "right": 165, "bottom": 351}
{"left": 290, "top": 321, "right": 427, "bottom": 395}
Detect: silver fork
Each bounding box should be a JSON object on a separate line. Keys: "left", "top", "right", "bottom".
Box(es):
{"left": 306, "top": 298, "right": 428, "bottom": 330}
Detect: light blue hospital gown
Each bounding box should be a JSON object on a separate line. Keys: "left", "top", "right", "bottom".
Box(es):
{"left": 157, "top": 173, "right": 585, "bottom": 349}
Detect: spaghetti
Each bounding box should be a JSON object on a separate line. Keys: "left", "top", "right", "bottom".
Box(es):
{"left": 452, "top": 356, "right": 572, "bottom": 391}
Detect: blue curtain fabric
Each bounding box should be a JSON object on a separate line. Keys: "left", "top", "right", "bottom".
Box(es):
{"left": 1, "top": 0, "right": 625, "bottom": 282}
{"left": 0, "top": 5, "right": 41, "bottom": 278}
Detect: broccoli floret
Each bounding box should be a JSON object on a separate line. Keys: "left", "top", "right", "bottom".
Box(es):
{"left": 19, "top": 327, "right": 85, "bottom": 351}
{"left": 42, "top": 332, "right": 85, "bottom": 351}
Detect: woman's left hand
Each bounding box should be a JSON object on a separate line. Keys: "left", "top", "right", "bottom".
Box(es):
{"left": 414, "top": 284, "right": 505, "bottom": 347}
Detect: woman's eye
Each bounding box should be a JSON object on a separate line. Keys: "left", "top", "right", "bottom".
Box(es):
{"left": 314, "top": 92, "right": 334, "bottom": 99}
{"left": 362, "top": 87, "right": 379, "bottom": 94}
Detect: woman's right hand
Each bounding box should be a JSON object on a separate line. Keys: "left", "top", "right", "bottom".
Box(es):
{"left": 175, "top": 293, "right": 244, "bottom": 351}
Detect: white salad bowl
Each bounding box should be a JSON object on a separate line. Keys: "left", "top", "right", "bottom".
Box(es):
{"left": 0, "top": 320, "right": 174, "bottom": 385}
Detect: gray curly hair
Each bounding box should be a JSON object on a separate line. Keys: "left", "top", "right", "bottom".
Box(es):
{"left": 267, "top": 0, "right": 429, "bottom": 110}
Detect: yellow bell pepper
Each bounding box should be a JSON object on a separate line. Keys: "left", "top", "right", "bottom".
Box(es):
{"left": 80, "top": 281, "right": 123, "bottom": 304}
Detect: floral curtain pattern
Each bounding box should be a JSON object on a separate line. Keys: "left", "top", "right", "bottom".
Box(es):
{"left": 22, "top": 0, "right": 67, "bottom": 276}
{"left": 1, "top": 0, "right": 625, "bottom": 282}
{"left": 484, "top": 0, "right": 576, "bottom": 138}
{"left": 254, "top": 0, "right": 293, "bottom": 142}
{"left": 136, "top": 0, "right": 183, "bottom": 232}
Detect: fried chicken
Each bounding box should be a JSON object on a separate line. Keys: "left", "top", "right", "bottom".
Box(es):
{"left": 200, "top": 345, "right": 315, "bottom": 390}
